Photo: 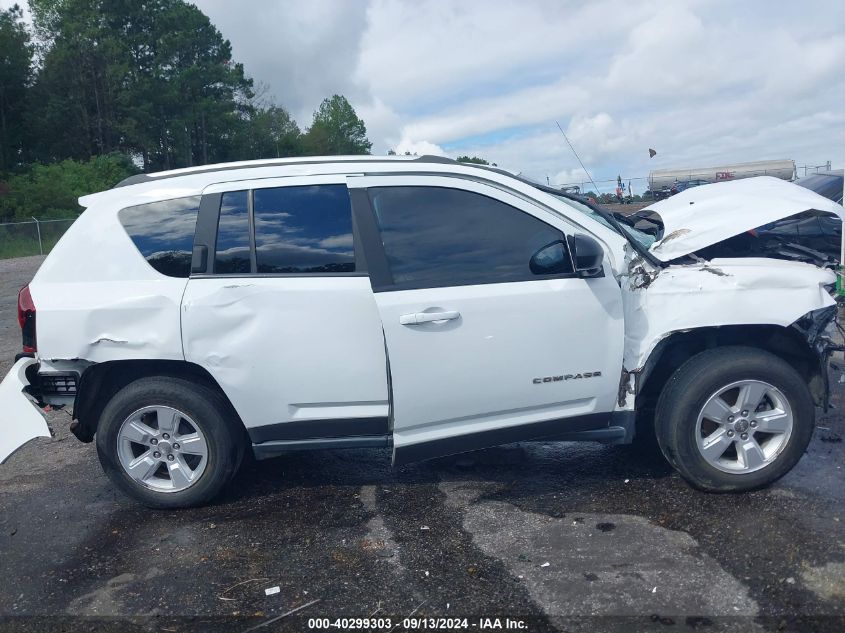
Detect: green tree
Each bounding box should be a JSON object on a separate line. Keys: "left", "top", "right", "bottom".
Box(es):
{"left": 0, "top": 5, "right": 32, "bottom": 172}
{"left": 27, "top": 0, "right": 254, "bottom": 170}
{"left": 131, "top": 0, "right": 254, "bottom": 169}
{"left": 0, "top": 153, "right": 137, "bottom": 220}
{"left": 234, "top": 105, "right": 302, "bottom": 159}
{"left": 303, "top": 95, "right": 371, "bottom": 155}
{"left": 28, "top": 0, "right": 125, "bottom": 161}
{"left": 456, "top": 155, "right": 489, "bottom": 165}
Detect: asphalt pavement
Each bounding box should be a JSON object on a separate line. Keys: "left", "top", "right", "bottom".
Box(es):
{"left": 0, "top": 256, "right": 843, "bottom": 633}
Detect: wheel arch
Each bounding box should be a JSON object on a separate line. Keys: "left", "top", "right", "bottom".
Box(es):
{"left": 636, "top": 323, "right": 827, "bottom": 414}
{"left": 71, "top": 359, "right": 246, "bottom": 443}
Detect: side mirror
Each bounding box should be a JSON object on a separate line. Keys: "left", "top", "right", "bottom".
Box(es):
{"left": 568, "top": 233, "right": 604, "bottom": 278}
{"left": 529, "top": 240, "right": 571, "bottom": 275}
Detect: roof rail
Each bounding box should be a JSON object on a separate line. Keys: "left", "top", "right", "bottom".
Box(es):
{"left": 112, "top": 154, "right": 458, "bottom": 189}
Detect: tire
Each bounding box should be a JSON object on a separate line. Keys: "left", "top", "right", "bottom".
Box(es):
{"left": 95, "top": 376, "right": 243, "bottom": 509}
{"left": 629, "top": 405, "right": 662, "bottom": 456}
{"left": 655, "top": 346, "right": 814, "bottom": 492}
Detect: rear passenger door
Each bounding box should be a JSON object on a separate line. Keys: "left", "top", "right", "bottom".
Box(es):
{"left": 348, "top": 176, "right": 624, "bottom": 464}
{"left": 181, "top": 176, "right": 390, "bottom": 448}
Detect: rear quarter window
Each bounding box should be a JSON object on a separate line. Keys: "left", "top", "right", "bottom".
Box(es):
{"left": 118, "top": 196, "right": 200, "bottom": 278}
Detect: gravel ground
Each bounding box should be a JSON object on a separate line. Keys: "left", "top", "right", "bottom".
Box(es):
{"left": 0, "top": 256, "right": 843, "bottom": 633}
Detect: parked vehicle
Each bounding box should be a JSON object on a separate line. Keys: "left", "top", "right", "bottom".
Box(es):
{"left": 795, "top": 170, "right": 843, "bottom": 204}
{"left": 746, "top": 171, "right": 844, "bottom": 264}
{"left": 648, "top": 178, "right": 709, "bottom": 200}
{"left": 652, "top": 184, "right": 673, "bottom": 200}
{"left": 1, "top": 156, "right": 842, "bottom": 508}
{"left": 671, "top": 179, "right": 710, "bottom": 195}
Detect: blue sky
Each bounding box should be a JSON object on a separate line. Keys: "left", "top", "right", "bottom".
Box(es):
{"left": 8, "top": 0, "right": 845, "bottom": 193}
{"left": 193, "top": 0, "right": 845, "bottom": 193}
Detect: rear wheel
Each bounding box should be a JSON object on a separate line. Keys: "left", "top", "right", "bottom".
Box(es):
{"left": 655, "top": 346, "right": 814, "bottom": 492}
{"left": 96, "top": 376, "right": 243, "bottom": 508}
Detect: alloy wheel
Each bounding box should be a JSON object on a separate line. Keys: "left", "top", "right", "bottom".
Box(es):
{"left": 116, "top": 406, "right": 209, "bottom": 492}
{"left": 695, "top": 380, "right": 794, "bottom": 474}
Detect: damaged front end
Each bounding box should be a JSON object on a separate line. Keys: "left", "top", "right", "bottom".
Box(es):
{"left": 791, "top": 304, "right": 843, "bottom": 411}
{"left": 640, "top": 176, "right": 845, "bottom": 265}
{"left": 619, "top": 233, "right": 844, "bottom": 415}
{"left": 686, "top": 227, "right": 840, "bottom": 269}
{"left": 617, "top": 176, "right": 845, "bottom": 411}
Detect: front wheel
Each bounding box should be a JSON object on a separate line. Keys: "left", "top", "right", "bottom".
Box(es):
{"left": 655, "top": 346, "right": 815, "bottom": 492}
{"left": 96, "top": 376, "right": 243, "bottom": 508}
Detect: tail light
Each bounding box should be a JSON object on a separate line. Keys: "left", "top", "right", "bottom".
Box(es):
{"left": 17, "top": 285, "right": 36, "bottom": 353}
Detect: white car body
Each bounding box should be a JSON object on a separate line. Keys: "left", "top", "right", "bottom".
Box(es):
{"left": 1, "top": 156, "right": 841, "bottom": 475}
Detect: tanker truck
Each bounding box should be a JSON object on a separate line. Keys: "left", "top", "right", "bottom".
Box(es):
{"left": 649, "top": 159, "right": 796, "bottom": 192}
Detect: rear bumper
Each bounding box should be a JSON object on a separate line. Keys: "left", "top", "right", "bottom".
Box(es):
{"left": 0, "top": 358, "right": 52, "bottom": 464}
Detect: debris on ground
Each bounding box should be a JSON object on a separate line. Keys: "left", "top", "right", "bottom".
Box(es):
{"left": 244, "top": 598, "right": 321, "bottom": 632}
{"left": 218, "top": 578, "right": 270, "bottom": 601}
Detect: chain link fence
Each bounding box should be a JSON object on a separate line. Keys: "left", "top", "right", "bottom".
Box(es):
{"left": 0, "top": 218, "right": 77, "bottom": 259}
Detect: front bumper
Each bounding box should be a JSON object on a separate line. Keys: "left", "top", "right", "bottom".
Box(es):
{"left": 792, "top": 305, "right": 843, "bottom": 411}
{"left": 0, "top": 357, "right": 52, "bottom": 464}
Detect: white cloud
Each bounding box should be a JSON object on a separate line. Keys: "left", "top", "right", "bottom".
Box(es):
{"left": 353, "top": 96, "right": 402, "bottom": 155}
{"left": 552, "top": 168, "right": 592, "bottom": 187}
{"left": 394, "top": 138, "right": 447, "bottom": 157}
{"left": 355, "top": 0, "right": 655, "bottom": 107}
{"left": 7, "top": 0, "right": 842, "bottom": 181}
{"left": 318, "top": 234, "right": 354, "bottom": 249}
{"left": 352, "top": 0, "right": 842, "bottom": 183}
{"left": 194, "top": 0, "right": 370, "bottom": 124}
{"left": 398, "top": 81, "right": 590, "bottom": 145}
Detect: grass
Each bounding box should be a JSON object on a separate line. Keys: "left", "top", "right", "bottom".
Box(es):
{"left": 0, "top": 220, "right": 74, "bottom": 259}
{"left": 0, "top": 235, "right": 62, "bottom": 259}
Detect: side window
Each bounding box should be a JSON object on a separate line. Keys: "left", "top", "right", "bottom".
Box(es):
{"left": 118, "top": 196, "right": 200, "bottom": 278}
{"left": 215, "top": 191, "right": 251, "bottom": 274}
{"left": 252, "top": 184, "right": 355, "bottom": 274}
{"left": 368, "top": 186, "right": 572, "bottom": 289}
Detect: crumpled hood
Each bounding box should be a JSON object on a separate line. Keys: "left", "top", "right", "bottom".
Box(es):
{"left": 645, "top": 176, "right": 845, "bottom": 262}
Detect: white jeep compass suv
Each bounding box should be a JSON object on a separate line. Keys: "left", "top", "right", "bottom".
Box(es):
{"left": 1, "top": 155, "right": 842, "bottom": 508}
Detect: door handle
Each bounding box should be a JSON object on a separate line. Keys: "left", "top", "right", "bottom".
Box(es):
{"left": 399, "top": 310, "right": 460, "bottom": 325}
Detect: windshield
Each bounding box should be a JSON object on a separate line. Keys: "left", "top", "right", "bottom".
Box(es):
{"left": 472, "top": 166, "right": 660, "bottom": 251}
{"left": 541, "top": 189, "right": 657, "bottom": 249}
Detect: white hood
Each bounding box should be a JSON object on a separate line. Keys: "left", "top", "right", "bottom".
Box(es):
{"left": 645, "top": 176, "right": 845, "bottom": 262}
